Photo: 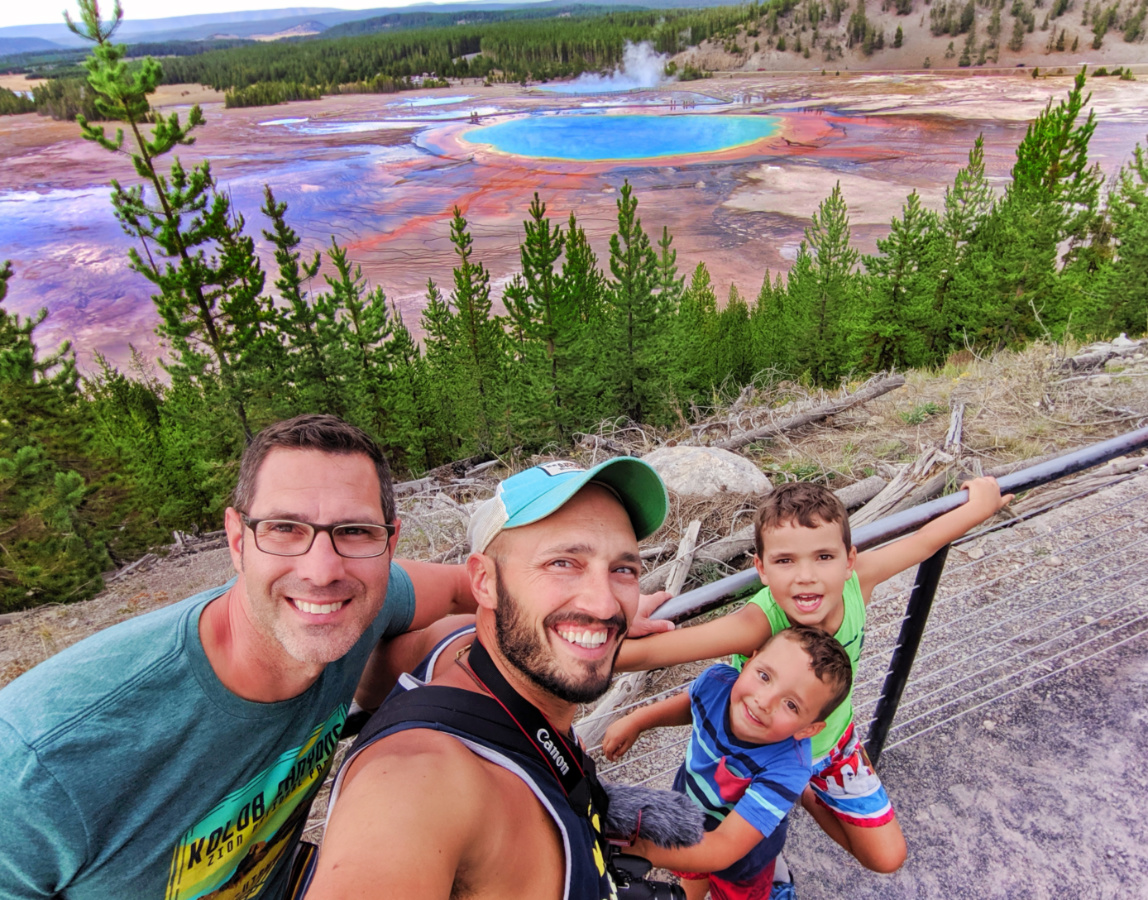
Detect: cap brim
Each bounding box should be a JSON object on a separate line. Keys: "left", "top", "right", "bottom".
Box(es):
{"left": 503, "top": 457, "right": 668, "bottom": 541}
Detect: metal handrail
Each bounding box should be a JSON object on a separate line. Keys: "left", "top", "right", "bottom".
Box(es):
{"left": 643, "top": 423, "right": 1148, "bottom": 763}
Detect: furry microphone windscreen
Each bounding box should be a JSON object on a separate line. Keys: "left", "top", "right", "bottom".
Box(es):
{"left": 601, "top": 781, "right": 706, "bottom": 848}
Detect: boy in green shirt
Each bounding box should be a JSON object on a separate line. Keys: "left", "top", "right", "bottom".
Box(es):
{"left": 615, "top": 477, "right": 1011, "bottom": 876}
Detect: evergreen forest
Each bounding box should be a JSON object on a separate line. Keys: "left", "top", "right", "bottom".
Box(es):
{"left": 3, "top": 1, "right": 1148, "bottom": 610}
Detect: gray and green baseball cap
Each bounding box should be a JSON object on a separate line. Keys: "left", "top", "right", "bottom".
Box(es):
{"left": 468, "top": 458, "right": 668, "bottom": 553}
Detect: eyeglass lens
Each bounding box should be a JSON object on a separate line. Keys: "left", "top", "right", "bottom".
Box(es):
{"left": 252, "top": 520, "right": 390, "bottom": 557}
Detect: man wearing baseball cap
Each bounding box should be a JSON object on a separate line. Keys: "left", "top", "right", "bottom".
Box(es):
{"left": 303, "top": 458, "right": 669, "bottom": 899}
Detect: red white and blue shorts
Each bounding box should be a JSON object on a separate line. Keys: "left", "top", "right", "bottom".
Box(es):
{"left": 673, "top": 856, "right": 776, "bottom": 900}
{"left": 809, "top": 721, "right": 895, "bottom": 828}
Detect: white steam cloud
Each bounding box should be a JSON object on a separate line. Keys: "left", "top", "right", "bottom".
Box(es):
{"left": 567, "top": 41, "right": 674, "bottom": 93}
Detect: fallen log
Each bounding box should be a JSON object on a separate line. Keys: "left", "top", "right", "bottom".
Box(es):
{"left": 710, "top": 374, "right": 906, "bottom": 452}
{"left": 106, "top": 553, "right": 159, "bottom": 583}
{"left": 835, "top": 475, "right": 889, "bottom": 510}
{"left": 1010, "top": 455, "right": 1148, "bottom": 515}
{"left": 850, "top": 446, "right": 953, "bottom": 527}
{"left": 944, "top": 402, "right": 965, "bottom": 455}
{"left": 664, "top": 521, "right": 703, "bottom": 598}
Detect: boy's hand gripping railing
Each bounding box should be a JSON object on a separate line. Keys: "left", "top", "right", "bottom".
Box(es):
{"left": 642, "top": 424, "right": 1148, "bottom": 767}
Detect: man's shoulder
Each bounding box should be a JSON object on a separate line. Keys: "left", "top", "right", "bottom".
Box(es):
{"left": 0, "top": 581, "right": 231, "bottom": 748}
{"left": 345, "top": 727, "right": 509, "bottom": 813}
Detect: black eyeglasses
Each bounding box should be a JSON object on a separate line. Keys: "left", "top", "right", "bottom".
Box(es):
{"left": 241, "top": 515, "right": 396, "bottom": 558}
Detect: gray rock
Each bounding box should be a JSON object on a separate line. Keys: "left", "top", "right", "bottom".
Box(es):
{"left": 642, "top": 446, "right": 771, "bottom": 500}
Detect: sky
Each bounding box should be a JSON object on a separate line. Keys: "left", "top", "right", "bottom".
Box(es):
{"left": 1, "top": 2, "right": 421, "bottom": 30}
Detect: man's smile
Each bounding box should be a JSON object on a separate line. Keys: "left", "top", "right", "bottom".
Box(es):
{"left": 553, "top": 624, "right": 610, "bottom": 650}
{"left": 290, "top": 598, "right": 348, "bottom": 616}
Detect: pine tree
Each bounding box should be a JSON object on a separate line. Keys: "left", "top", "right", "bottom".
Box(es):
{"left": 791, "top": 183, "right": 861, "bottom": 384}
{"left": 968, "top": 70, "right": 1104, "bottom": 342}
{"left": 316, "top": 241, "right": 403, "bottom": 447}
{"left": 446, "top": 208, "right": 505, "bottom": 449}
{"left": 713, "top": 285, "right": 754, "bottom": 389}
{"left": 1090, "top": 144, "right": 1148, "bottom": 334}
{"left": 930, "top": 135, "right": 996, "bottom": 352}
{"left": 604, "top": 181, "right": 664, "bottom": 423}
{"left": 420, "top": 277, "right": 469, "bottom": 458}
{"left": 673, "top": 263, "right": 720, "bottom": 402}
{"left": 385, "top": 304, "right": 438, "bottom": 472}
{"left": 0, "top": 262, "right": 113, "bottom": 609}
{"left": 67, "top": 0, "right": 272, "bottom": 443}
{"left": 749, "top": 270, "right": 802, "bottom": 378}
{"left": 261, "top": 186, "right": 333, "bottom": 413}
{"left": 859, "top": 191, "right": 943, "bottom": 370}
{"left": 656, "top": 225, "right": 686, "bottom": 314}
{"left": 1009, "top": 13, "right": 1027, "bottom": 50}
{"left": 504, "top": 193, "right": 578, "bottom": 440}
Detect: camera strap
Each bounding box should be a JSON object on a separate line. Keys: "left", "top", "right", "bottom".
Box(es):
{"left": 460, "top": 639, "right": 611, "bottom": 824}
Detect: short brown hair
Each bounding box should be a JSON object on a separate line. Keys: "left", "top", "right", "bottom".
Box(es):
{"left": 233, "top": 415, "right": 395, "bottom": 522}
{"left": 753, "top": 482, "right": 850, "bottom": 558}
{"left": 771, "top": 624, "right": 852, "bottom": 722}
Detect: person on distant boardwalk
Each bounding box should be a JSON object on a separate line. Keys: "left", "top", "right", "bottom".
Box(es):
{"left": 603, "top": 625, "right": 852, "bottom": 900}
{"left": 615, "top": 478, "right": 1012, "bottom": 881}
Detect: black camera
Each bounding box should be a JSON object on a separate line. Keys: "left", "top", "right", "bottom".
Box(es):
{"left": 607, "top": 849, "right": 685, "bottom": 900}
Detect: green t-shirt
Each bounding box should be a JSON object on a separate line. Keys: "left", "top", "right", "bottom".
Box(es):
{"left": 736, "top": 571, "right": 865, "bottom": 759}
{"left": 0, "top": 564, "right": 414, "bottom": 900}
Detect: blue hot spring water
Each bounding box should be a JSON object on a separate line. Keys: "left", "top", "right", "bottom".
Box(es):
{"left": 464, "top": 114, "right": 780, "bottom": 162}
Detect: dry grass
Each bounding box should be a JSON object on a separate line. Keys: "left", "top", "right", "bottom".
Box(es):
{"left": 0, "top": 549, "right": 234, "bottom": 689}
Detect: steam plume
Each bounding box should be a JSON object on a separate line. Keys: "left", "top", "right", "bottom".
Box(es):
{"left": 567, "top": 41, "right": 674, "bottom": 92}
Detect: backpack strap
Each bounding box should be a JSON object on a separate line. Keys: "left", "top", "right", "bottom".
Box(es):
{"left": 350, "top": 683, "right": 540, "bottom": 762}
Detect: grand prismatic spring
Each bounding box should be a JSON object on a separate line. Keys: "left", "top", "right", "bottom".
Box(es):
{"left": 3, "top": 72, "right": 1148, "bottom": 369}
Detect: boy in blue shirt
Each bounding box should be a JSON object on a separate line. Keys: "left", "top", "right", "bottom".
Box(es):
{"left": 603, "top": 625, "right": 852, "bottom": 900}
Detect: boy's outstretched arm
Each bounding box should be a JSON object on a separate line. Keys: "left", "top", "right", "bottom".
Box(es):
{"left": 601, "top": 690, "right": 692, "bottom": 760}
{"left": 614, "top": 603, "right": 773, "bottom": 672}
{"left": 632, "top": 811, "right": 763, "bottom": 874}
{"left": 855, "top": 476, "right": 1014, "bottom": 601}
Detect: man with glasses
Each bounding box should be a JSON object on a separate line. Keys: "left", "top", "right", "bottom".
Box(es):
{"left": 0, "top": 415, "right": 480, "bottom": 900}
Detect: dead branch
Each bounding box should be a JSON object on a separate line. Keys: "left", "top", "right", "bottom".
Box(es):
{"left": 944, "top": 402, "right": 965, "bottom": 455}
{"left": 576, "top": 433, "right": 632, "bottom": 457}
{"left": 850, "top": 446, "right": 953, "bottom": 527}
{"left": 664, "top": 521, "right": 703, "bottom": 597}
{"left": 708, "top": 375, "right": 906, "bottom": 452}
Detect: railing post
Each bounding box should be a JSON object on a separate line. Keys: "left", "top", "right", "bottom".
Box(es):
{"left": 866, "top": 544, "right": 951, "bottom": 766}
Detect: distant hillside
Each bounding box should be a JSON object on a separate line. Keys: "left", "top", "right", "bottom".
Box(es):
{"left": 321, "top": 5, "right": 645, "bottom": 39}
{"left": 0, "top": 7, "right": 341, "bottom": 48}
{"left": 0, "top": 2, "right": 739, "bottom": 48}
{"left": 0, "top": 37, "right": 62, "bottom": 55}
{"left": 672, "top": 0, "right": 1147, "bottom": 73}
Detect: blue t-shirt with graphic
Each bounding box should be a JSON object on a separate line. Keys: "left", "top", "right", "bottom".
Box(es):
{"left": 0, "top": 564, "right": 414, "bottom": 900}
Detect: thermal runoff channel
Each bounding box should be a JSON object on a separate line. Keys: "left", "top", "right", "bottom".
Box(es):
{"left": 464, "top": 114, "right": 781, "bottom": 162}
